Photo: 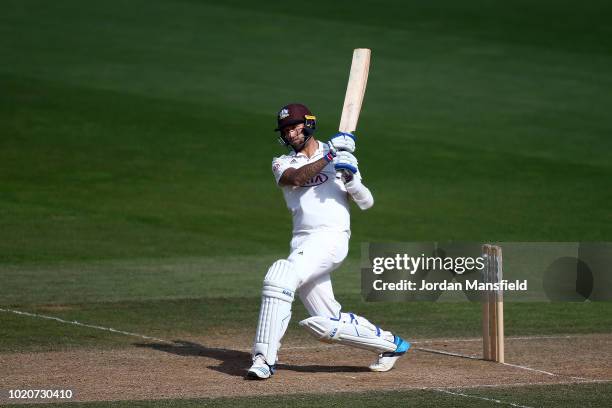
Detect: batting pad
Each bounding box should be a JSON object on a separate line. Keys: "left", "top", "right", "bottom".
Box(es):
{"left": 253, "top": 260, "right": 299, "bottom": 365}
{"left": 299, "top": 312, "right": 397, "bottom": 354}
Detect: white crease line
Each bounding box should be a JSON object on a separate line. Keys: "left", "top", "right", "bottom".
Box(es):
{"left": 411, "top": 338, "right": 483, "bottom": 344}
{"left": 416, "top": 345, "right": 603, "bottom": 383}
{"left": 504, "top": 335, "right": 574, "bottom": 341}
{"left": 412, "top": 335, "right": 578, "bottom": 344}
{"left": 439, "top": 379, "right": 612, "bottom": 390}
{"left": 415, "top": 347, "right": 481, "bottom": 360}
{"left": 0, "top": 307, "right": 338, "bottom": 352}
{"left": 2, "top": 307, "right": 611, "bottom": 387}
{"left": 253, "top": 335, "right": 586, "bottom": 351}
{"left": 501, "top": 362, "right": 593, "bottom": 381}
{"left": 501, "top": 361, "right": 561, "bottom": 377}
{"left": 0, "top": 307, "right": 174, "bottom": 344}
{"left": 434, "top": 388, "right": 535, "bottom": 408}
{"left": 1, "top": 305, "right": 608, "bottom": 382}
{"left": 287, "top": 334, "right": 592, "bottom": 351}
{"left": 0, "top": 307, "right": 341, "bottom": 353}
{"left": 342, "top": 379, "right": 612, "bottom": 393}
{"left": 0, "top": 306, "right": 595, "bottom": 349}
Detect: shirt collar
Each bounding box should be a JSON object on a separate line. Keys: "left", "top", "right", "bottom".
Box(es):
{"left": 293, "top": 140, "right": 323, "bottom": 158}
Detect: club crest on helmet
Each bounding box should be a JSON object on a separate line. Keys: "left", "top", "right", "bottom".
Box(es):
{"left": 278, "top": 108, "right": 290, "bottom": 120}
{"left": 275, "top": 103, "right": 317, "bottom": 152}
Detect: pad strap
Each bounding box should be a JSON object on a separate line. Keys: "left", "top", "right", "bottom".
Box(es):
{"left": 299, "top": 312, "right": 396, "bottom": 354}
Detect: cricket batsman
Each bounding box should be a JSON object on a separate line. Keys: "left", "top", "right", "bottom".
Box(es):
{"left": 247, "top": 103, "right": 410, "bottom": 380}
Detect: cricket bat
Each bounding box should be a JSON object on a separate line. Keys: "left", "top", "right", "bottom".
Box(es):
{"left": 337, "top": 48, "right": 370, "bottom": 178}
{"left": 339, "top": 48, "right": 371, "bottom": 133}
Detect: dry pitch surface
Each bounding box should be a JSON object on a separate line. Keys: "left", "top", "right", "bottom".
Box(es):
{"left": 2, "top": 332, "right": 610, "bottom": 404}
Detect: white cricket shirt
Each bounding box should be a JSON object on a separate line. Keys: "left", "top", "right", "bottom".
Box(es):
{"left": 272, "top": 141, "right": 351, "bottom": 235}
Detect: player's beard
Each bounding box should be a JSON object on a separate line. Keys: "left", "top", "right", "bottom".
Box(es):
{"left": 288, "top": 131, "right": 307, "bottom": 152}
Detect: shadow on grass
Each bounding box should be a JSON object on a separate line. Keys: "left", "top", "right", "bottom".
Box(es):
{"left": 135, "top": 340, "right": 369, "bottom": 378}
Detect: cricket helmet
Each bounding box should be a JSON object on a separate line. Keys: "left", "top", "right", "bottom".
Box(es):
{"left": 275, "top": 103, "right": 317, "bottom": 152}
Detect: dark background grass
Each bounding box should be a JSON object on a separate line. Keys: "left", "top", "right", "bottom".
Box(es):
{"left": 2, "top": 0, "right": 612, "bottom": 264}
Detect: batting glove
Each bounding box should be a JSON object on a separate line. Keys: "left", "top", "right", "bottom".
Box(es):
{"left": 323, "top": 143, "right": 337, "bottom": 162}
{"left": 334, "top": 151, "right": 359, "bottom": 175}
{"left": 328, "top": 132, "right": 356, "bottom": 153}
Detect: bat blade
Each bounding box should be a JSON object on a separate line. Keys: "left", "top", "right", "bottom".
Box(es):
{"left": 339, "top": 48, "right": 371, "bottom": 133}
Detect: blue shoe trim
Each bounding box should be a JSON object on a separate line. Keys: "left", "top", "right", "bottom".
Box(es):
{"left": 382, "top": 335, "right": 411, "bottom": 357}
{"left": 247, "top": 364, "right": 275, "bottom": 379}
{"left": 248, "top": 354, "right": 275, "bottom": 378}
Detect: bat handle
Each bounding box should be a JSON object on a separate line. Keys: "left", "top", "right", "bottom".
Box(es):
{"left": 336, "top": 169, "right": 353, "bottom": 183}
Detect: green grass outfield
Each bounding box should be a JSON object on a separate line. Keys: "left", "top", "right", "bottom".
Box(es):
{"left": 1, "top": 256, "right": 611, "bottom": 352}
{"left": 1, "top": 0, "right": 612, "bottom": 406}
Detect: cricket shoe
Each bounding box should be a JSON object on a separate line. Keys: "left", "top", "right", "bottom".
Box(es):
{"left": 369, "top": 335, "right": 411, "bottom": 372}
{"left": 246, "top": 354, "right": 276, "bottom": 380}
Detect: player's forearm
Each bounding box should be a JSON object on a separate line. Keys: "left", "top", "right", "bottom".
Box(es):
{"left": 346, "top": 178, "right": 374, "bottom": 210}
{"left": 281, "top": 159, "right": 328, "bottom": 187}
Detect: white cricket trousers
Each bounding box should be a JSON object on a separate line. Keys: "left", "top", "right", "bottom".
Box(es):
{"left": 288, "top": 230, "right": 349, "bottom": 318}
